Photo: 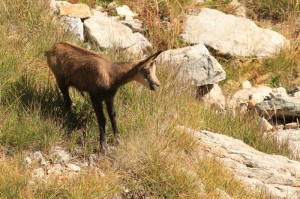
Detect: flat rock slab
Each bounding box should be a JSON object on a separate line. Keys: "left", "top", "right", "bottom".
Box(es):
{"left": 181, "top": 8, "right": 288, "bottom": 57}
{"left": 255, "top": 96, "right": 300, "bottom": 119}
{"left": 185, "top": 128, "right": 300, "bottom": 198}
{"left": 60, "top": 3, "right": 92, "bottom": 18}
{"left": 157, "top": 44, "right": 226, "bottom": 86}
{"left": 84, "top": 12, "right": 151, "bottom": 52}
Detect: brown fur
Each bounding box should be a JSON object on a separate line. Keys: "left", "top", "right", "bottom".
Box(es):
{"left": 45, "top": 42, "right": 162, "bottom": 154}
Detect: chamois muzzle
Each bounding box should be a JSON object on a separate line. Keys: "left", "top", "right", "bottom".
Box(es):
{"left": 145, "top": 73, "right": 158, "bottom": 91}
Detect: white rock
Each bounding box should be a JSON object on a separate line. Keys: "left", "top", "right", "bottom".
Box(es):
{"left": 116, "top": 5, "right": 136, "bottom": 20}
{"left": 258, "top": 117, "right": 273, "bottom": 131}
{"left": 33, "top": 151, "right": 47, "bottom": 166}
{"left": 202, "top": 84, "right": 226, "bottom": 110}
{"left": 120, "top": 19, "right": 144, "bottom": 33}
{"left": 24, "top": 157, "right": 32, "bottom": 165}
{"left": 52, "top": 147, "right": 70, "bottom": 164}
{"left": 241, "top": 80, "right": 252, "bottom": 89}
{"left": 181, "top": 8, "right": 288, "bottom": 57}
{"left": 50, "top": 0, "right": 71, "bottom": 15}
{"left": 48, "top": 164, "right": 62, "bottom": 175}
{"left": 32, "top": 168, "right": 45, "bottom": 178}
{"left": 157, "top": 44, "right": 226, "bottom": 86}
{"left": 84, "top": 13, "right": 151, "bottom": 53}
{"left": 184, "top": 127, "right": 300, "bottom": 198}
{"left": 66, "top": 163, "right": 81, "bottom": 172}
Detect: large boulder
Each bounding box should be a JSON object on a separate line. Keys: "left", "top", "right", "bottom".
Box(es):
{"left": 157, "top": 44, "right": 226, "bottom": 86}
{"left": 183, "top": 128, "right": 300, "bottom": 198}
{"left": 181, "top": 8, "right": 288, "bottom": 57}
{"left": 84, "top": 11, "right": 151, "bottom": 54}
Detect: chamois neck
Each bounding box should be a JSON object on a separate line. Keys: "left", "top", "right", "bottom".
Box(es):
{"left": 110, "top": 61, "right": 140, "bottom": 87}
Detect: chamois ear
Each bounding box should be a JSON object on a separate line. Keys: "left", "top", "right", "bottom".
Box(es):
{"left": 136, "top": 50, "right": 163, "bottom": 68}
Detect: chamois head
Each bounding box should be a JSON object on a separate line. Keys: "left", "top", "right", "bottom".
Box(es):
{"left": 134, "top": 51, "right": 162, "bottom": 91}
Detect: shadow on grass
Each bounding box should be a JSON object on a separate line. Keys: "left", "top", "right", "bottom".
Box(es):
{"left": 1, "top": 74, "right": 92, "bottom": 133}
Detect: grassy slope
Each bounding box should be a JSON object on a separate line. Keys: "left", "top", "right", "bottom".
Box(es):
{"left": 0, "top": 0, "right": 292, "bottom": 198}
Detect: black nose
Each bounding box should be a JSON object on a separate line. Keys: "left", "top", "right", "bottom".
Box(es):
{"left": 150, "top": 84, "right": 156, "bottom": 91}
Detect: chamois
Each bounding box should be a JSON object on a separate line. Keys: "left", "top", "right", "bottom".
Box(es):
{"left": 45, "top": 42, "right": 162, "bottom": 154}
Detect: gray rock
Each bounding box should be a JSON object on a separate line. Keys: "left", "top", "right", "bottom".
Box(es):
{"left": 84, "top": 13, "right": 151, "bottom": 53}
{"left": 32, "top": 168, "right": 45, "bottom": 178}
{"left": 255, "top": 96, "right": 300, "bottom": 119}
{"left": 181, "top": 8, "right": 288, "bottom": 57}
{"left": 120, "top": 19, "right": 145, "bottom": 33}
{"left": 183, "top": 127, "right": 300, "bottom": 198}
{"left": 60, "top": 16, "right": 84, "bottom": 41}
{"left": 66, "top": 163, "right": 81, "bottom": 172}
{"left": 157, "top": 44, "right": 226, "bottom": 86}
{"left": 48, "top": 164, "right": 62, "bottom": 175}
{"left": 33, "top": 151, "right": 47, "bottom": 166}
{"left": 52, "top": 146, "right": 70, "bottom": 164}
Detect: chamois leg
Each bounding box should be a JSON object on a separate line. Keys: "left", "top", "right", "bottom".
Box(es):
{"left": 90, "top": 95, "right": 108, "bottom": 154}
{"left": 105, "top": 98, "right": 121, "bottom": 144}
{"left": 57, "top": 81, "right": 72, "bottom": 112}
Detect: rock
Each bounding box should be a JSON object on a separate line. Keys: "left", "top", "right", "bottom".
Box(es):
{"left": 33, "top": 151, "right": 47, "bottom": 166}
{"left": 52, "top": 146, "right": 70, "bottom": 164}
{"left": 84, "top": 13, "right": 151, "bottom": 54}
{"left": 24, "top": 157, "right": 32, "bottom": 165}
{"left": 48, "top": 164, "right": 62, "bottom": 175}
{"left": 228, "top": 0, "right": 246, "bottom": 18}
{"left": 276, "top": 129, "right": 300, "bottom": 158}
{"left": 59, "top": 3, "right": 92, "bottom": 19}
{"left": 183, "top": 128, "right": 300, "bottom": 198}
{"left": 66, "top": 163, "right": 81, "bottom": 172}
{"left": 157, "top": 44, "right": 226, "bottom": 86}
{"left": 241, "top": 80, "right": 252, "bottom": 89}
{"left": 285, "top": 122, "right": 299, "bottom": 130}
{"left": 32, "top": 168, "right": 45, "bottom": 178}
{"left": 120, "top": 19, "right": 145, "bottom": 33}
{"left": 202, "top": 84, "right": 226, "bottom": 110}
{"left": 116, "top": 5, "right": 136, "bottom": 20}
{"left": 181, "top": 8, "right": 288, "bottom": 57}
{"left": 60, "top": 16, "right": 84, "bottom": 41}
{"left": 228, "top": 86, "right": 288, "bottom": 111}
{"left": 50, "top": 0, "right": 71, "bottom": 15}
{"left": 258, "top": 117, "right": 273, "bottom": 131}
{"left": 255, "top": 96, "right": 300, "bottom": 119}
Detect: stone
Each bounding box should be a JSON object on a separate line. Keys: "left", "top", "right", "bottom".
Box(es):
{"left": 60, "top": 16, "right": 84, "bottom": 41}
{"left": 120, "top": 19, "right": 145, "bottom": 33}
{"left": 216, "top": 188, "right": 233, "bottom": 199}
{"left": 202, "top": 84, "right": 226, "bottom": 110}
{"left": 181, "top": 8, "right": 288, "bottom": 57}
{"left": 48, "top": 164, "right": 62, "bottom": 175}
{"left": 228, "top": 0, "right": 246, "bottom": 18}
{"left": 255, "top": 96, "right": 300, "bottom": 119}
{"left": 258, "top": 117, "right": 273, "bottom": 131}
{"left": 156, "top": 44, "right": 226, "bottom": 86}
{"left": 183, "top": 127, "right": 300, "bottom": 198}
{"left": 116, "top": 5, "right": 136, "bottom": 20}
{"left": 33, "top": 151, "right": 47, "bottom": 166}
{"left": 24, "top": 157, "right": 32, "bottom": 165}
{"left": 84, "top": 13, "right": 151, "bottom": 53}
{"left": 50, "top": 0, "right": 71, "bottom": 15}
{"left": 241, "top": 80, "right": 252, "bottom": 89}
{"left": 52, "top": 146, "right": 70, "bottom": 164}
{"left": 59, "top": 3, "right": 92, "bottom": 19}
{"left": 66, "top": 163, "right": 81, "bottom": 172}
{"left": 32, "top": 168, "right": 45, "bottom": 178}
{"left": 285, "top": 122, "right": 299, "bottom": 130}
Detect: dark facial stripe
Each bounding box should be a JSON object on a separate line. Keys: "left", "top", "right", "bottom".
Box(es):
{"left": 144, "top": 73, "right": 156, "bottom": 90}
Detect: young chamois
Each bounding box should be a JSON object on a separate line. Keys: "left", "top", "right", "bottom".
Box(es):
{"left": 45, "top": 42, "right": 162, "bottom": 154}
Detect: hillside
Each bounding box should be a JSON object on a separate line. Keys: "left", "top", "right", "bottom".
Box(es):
{"left": 0, "top": 0, "right": 300, "bottom": 198}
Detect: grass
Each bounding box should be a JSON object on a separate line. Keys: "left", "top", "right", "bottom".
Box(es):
{"left": 0, "top": 0, "right": 295, "bottom": 198}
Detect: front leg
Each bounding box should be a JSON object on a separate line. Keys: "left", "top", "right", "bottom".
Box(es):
{"left": 105, "top": 98, "right": 121, "bottom": 144}
{"left": 90, "top": 95, "right": 108, "bottom": 154}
